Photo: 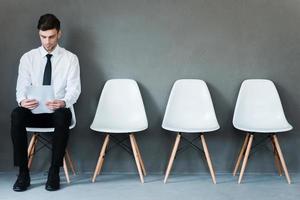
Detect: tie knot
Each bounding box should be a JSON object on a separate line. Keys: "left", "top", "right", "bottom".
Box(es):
{"left": 46, "top": 54, "right": 52, "bottom": 59}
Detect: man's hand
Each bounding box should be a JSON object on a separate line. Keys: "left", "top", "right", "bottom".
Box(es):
{"left": 20, "top": 99, "right": 39, "bottom": 110}
{"left": 46, "top": 100, "right": 66, "bottom": 110}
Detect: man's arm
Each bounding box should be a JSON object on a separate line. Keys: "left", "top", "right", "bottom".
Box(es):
{"left": 16, "top": 54, "right": 38, "bottom": 109}
{"left": 57, "top": 54, "right": 81, "bottom": 108}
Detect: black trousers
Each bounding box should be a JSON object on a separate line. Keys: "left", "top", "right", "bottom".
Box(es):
{"left": 11, "top": 107, "right": 72, "bottom": 167}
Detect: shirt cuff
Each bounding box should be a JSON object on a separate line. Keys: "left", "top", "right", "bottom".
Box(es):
{"left": 17, "top": 98, "right": 26, "bottom": 107}
{"left": 60, "top": 98, "right": 71, "bottom": 108}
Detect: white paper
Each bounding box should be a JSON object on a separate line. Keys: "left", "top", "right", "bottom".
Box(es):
{"left": 26, "top": 86, "right": 55, "bottom": 114}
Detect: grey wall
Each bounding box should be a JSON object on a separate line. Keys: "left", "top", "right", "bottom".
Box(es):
{"left": 0, "top": 0, "right": 299, "bottom": 174}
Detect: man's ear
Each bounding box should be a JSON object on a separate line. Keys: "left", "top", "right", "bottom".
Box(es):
{"left": 58, "top": 30, "right": 62, "bottom": 39}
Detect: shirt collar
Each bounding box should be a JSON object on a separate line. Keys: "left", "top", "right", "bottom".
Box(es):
{"left": 39, "top": 44, "right": 61, "bottom": 58}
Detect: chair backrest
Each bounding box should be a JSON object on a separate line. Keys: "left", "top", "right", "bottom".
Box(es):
{"left": 90, "top": 79, "right": 148, "bottom": 133}
{"left": 162, "top": 79, "right": 219, "bottom": 133}
{"left": 233, "top": 79, "right": 292, "bottom": 132}
{"left": 26, "top": 105, "right": 76, "bottom": 132}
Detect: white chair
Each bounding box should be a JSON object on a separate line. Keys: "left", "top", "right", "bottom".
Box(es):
{"left": 232, "top": 79, "right": 292, "bottom": 184}
{"left": 162, "top": 79, "right": 219, "bottom": 184}
{"left": 26, "top": 106, "right": 77, "bottom": 183}
{"left": 90, "top": 79, "right": 148, "bottom": 183}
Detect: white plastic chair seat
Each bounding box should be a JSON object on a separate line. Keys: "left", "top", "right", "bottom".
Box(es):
{"left": 233, "top": 79, "right": 292, "bottom": 133}
{"left": 90, "top": 79, "right": 148, "bottom": 133}
{"left": 162, "top": 79, "right": 219, "bottom": 133}
{"left": 26, "top": 105, "right": 76, "bottom": 132}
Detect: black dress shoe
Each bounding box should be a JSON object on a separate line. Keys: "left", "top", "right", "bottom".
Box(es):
{"left": 45, "top": 168, "right": 60, "bottom": 191}
{"left": 13, "top": 173, "right": 30, "bottom": 192}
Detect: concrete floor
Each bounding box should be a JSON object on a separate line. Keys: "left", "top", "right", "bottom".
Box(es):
{"left": 0, "top": 172, "right": 299, "bottom": 200}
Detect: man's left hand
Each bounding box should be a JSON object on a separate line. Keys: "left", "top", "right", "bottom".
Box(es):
{"left": 46, "top": 100, "right": 66, "bottom": 110}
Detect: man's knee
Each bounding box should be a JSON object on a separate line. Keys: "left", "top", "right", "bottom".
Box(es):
{"left": 53, "top": 108, "right": 72, "bottom": 127}
{"left": 11, "top": 107, "right": 30, "bottom": 124}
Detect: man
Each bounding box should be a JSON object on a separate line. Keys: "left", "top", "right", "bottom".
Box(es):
{"left": 11, "top": 14, "right": 81, "bottom": 192}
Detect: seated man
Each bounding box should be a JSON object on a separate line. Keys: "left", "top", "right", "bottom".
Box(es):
{"left": 11, "top": 13, "right": 81, "bottom": 192}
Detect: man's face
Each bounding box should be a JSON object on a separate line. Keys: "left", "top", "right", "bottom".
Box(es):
{"left": 39, "top": 29, "right": 61, "bottom": 53}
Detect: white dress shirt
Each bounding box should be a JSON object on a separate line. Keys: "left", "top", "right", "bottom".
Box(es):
{"left": 16, "top": 45, "right": 81, "bottom": 108}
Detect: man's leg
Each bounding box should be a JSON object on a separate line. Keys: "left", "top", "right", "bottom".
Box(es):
{"left": 46, "top": 108, "right": 71, "bottom": 191}
{"left": 11, "top": 107, "right": 53, "bottom": 191}
{"left": 11, "top": 107, "right": 34, "bottom": 192}
{"left": 11, "top": 107, "right": 32, "bottom": 170}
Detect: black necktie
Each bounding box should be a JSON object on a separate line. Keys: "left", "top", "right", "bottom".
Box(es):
{"left": 43, "top": 54, "right": 52, "bottom": 85}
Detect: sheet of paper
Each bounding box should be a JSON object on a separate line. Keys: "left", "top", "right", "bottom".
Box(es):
{"left": 26, "top": 85, "right": 55, "bottom": 114}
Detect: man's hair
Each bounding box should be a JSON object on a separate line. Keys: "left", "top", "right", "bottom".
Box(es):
{"left": 37, "top": 14, "right": 60, "bottom": 31}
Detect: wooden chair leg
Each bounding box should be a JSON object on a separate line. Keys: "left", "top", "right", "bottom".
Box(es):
{"left": 27, "top": 134, "right": 37, "bottom": 156}
{"left": 131, "top": 134, "right": 147, "bottom": 176}
{"left": 28, "top": 135, "right": 38, "bottom": 169}
{"left": 92, "top": 134, "right": 110, "bottom": 183}
{"left": 65, "top": 149, "right": 76, "bottom": 175}
{"left": 200, "top": 134, "right": 217, "bottom": 184}
{"left": 27, "top": 135, "right": 35, "bottom": 168}
{"left": 270, "top": 136, "right": 282, "bottom": 176}
{"left": 233, "top": 133, "right": 250, "bottom": 176}
{"left": 63, "top": 157, "right": 70, "bottom": 183}
{"left": 96, "top": 135, "right": 110, "bottom": 175}
{"left": 96, "top": 158, "right": 103, "bottom": 175}
{"left": 238, "top": 134, "right": 254, "bottom": 184}
{"left": 129, "top": 134, "right": 144, "bottom": 183}
{"left": 272, "top": 134, "right": 291, "bottom": 184}
{"left": 164, "top": 133, "right": 181, "bottom": 184}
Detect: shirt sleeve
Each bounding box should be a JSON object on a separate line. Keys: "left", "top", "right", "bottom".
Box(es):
{"left": 16, "top": 54, "right": 32, "bottom": 105}
{"left": 60, "top": 54, "right": 81, "bottom": 108}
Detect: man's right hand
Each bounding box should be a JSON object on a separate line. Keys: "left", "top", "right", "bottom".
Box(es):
{"left": 20, "top": 99, "right": 39, "bottom": 110}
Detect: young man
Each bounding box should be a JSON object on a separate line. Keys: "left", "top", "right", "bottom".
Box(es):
{"left": 11, "top": 14, "right": 81, "bottom": 191}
